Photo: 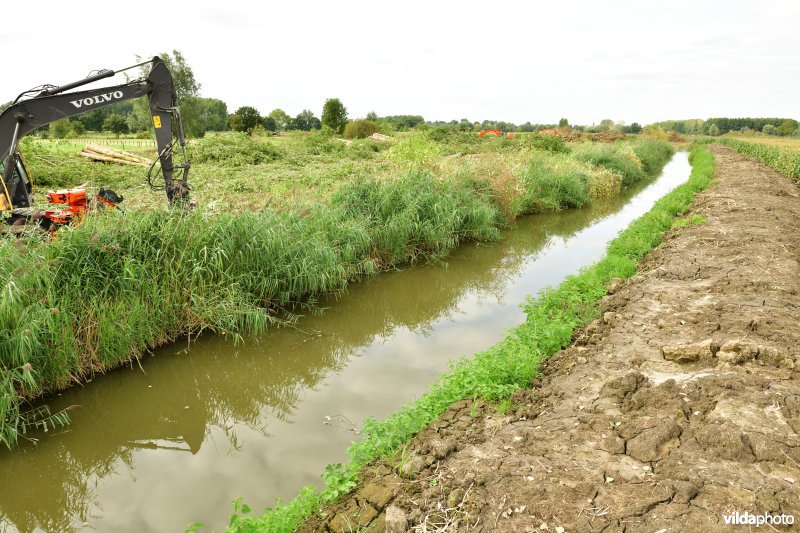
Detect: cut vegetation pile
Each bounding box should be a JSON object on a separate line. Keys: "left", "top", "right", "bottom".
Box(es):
{"left": 0, "top": 135, "right": 673, "bottom": 448}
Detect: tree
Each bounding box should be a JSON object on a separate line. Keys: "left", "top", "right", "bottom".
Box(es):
{"left": 229, "top": 106, "right": 262, "bottom": 132}
{"left": 103, "top": 114, "right": 129, "bottom": 135}
{"left": 559, "top": 117, "right": 569, "bottom": 127}
{"left": 194, "top": 98, "right": 228, "bottom": 132}
{"left": 762, "top": 124, "right": 777, "bottom": 135}
{"left": 268, "top": 109, "right": 291, "bottom": 131}
{"left": 707, "top": 124, "right": 721, "bottom": 136}
{"left": 321, "top": 98, "right": 348, "bottom": 133}
{"left": 129, "top": 50, "right": 201, "bottom": 134}
{"left": 366, "top": 111, "right": 378, "bottom": 121}
{"left": 262, "top": 116, "right": 277, "bottom": 131}
{"left": 294, "top": 109, "right": 321, "bottom": 131}
{"left": 49, "top": 119, "right": 71, "bottom": 139}
{"left": 629, "top": 122, "right": 642, "bottom": 134}
{"left": 776, "top": 119, "right": 799, "bottom": 136}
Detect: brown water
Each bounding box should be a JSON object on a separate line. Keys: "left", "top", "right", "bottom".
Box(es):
{"left": 0, "top": 154, "right": 690, "bottom": 532}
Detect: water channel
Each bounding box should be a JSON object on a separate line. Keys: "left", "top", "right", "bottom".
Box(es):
{"left": 0, "top": 153, "right": 691, "bottom": 532}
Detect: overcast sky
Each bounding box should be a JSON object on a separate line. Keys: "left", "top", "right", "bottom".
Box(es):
{"left": 5, "top": 0, "right": 798, "bottom": 125}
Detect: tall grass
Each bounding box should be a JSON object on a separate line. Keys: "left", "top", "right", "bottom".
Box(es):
{"left": 226, "top": 145, "right": 714, "bottom": 532}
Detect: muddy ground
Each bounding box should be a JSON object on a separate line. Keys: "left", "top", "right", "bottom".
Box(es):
{"left": 304, "top": 145, "right": 800, "bottom": 532}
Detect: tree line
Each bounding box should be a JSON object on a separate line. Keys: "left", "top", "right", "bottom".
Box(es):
{"left": 651, "top": 118, "right": 799, "bottom": 137}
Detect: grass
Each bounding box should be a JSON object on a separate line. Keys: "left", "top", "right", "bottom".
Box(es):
{"left": 1, "top": 133, "right": 673, "bottom": 450}
{"left": 221, "top": 145, "right": 714, "bottom": 532}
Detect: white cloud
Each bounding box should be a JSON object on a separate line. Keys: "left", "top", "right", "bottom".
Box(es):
{"left": 6, "top": 0, "right": 799, "bottom": 125}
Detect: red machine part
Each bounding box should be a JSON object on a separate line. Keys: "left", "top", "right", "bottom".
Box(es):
{"left": 479, "top": 129, "right": 515, "bottom": 139}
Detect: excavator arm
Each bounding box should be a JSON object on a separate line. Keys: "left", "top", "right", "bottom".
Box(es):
{"left": 0, "top": 56, "right": 189, "bottom": 211}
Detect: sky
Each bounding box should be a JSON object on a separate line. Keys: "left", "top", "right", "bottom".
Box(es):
{"left": 4, "top": 0, "right": 799, "bottom": 126}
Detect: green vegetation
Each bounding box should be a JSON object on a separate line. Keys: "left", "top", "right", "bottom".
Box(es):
{"left": 321, "top": 98, "right": 348, "bottom": 134}
{"left": 343, "top": 120, "right": 379, "bottom": 139}
{"left": 223, "top": 146, "right": 715, "bottom": 532}
{"left": 1, "top": 134, "right": 674, "bottom": 449}
{"left": 652, "top": 117, "right": 799, "bottom": 137}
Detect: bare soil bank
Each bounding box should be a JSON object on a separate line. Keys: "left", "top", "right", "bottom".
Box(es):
{"left": 306, "top": 145, "right": 800, "bottom": 532}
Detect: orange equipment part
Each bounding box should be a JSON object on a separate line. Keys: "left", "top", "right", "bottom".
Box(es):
{"left": 44, "top": 188, "right": 90, "bottom": 227}
{"left": 479, "top": 129, "right": 515, "bottom": 139}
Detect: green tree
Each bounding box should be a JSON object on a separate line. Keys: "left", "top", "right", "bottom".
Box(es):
{"left": 366, "top": 111, "right": 378, "bottom": 121}
{"left": 776, "top": 119, "right": 799, "bottom": 136}
{"left": 629, "top": 122, "right": 642, "bottom": 134}
{"left": 229, "top": 106, "right": 262, "bottom": 132}
{"left": 69, "top": 121, "right": 85, "bottom": 136}
{"left": 103, "top": 114, "right": 129, "bottom": 135}
{"left": 762, "top": 124, "right": 777, "bottom": 135}
{"left": 194, "top": 98, "right": 228, "bottom": 132}
{"left": 49, "top": 119, "right": 71, "bottom": 139}
{"left": 294, "top": 109, "right": 321, "bottom": 131}
{"left": 129, "top": 50, "right": 201, "bottom": 134}
{"left": 707, "top": 124, "right": 720, "bottom": 136}
{"left": 558, "top": 117, "right": 569, "bottom": 127}
{"left": 268, "top": 109, "right": 291, "bottom": 131}
{"left": 321, "top": 98, "right": 348, "bottom": 133}
{"left": 262, "top": 116, "right": 277, "bottom": 131}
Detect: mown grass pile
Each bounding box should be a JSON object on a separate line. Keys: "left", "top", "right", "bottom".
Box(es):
{"left": 0, "top": 136, "right": 673, "bottom": 449}
{"left": 225, "top": 145, "right": 713, "bottom": 532}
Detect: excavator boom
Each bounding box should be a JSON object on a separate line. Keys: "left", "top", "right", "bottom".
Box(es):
{"left": 0, "top": 56, "right": 189, "bottom": 213}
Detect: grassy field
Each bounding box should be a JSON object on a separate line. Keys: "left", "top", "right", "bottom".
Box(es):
{"left": 1, "top": 131, "right": 673, "bottom": 449}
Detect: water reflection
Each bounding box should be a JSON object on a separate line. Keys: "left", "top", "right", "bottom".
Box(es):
{"left": 0, "top": 154, "right": 690, "bottom": 532}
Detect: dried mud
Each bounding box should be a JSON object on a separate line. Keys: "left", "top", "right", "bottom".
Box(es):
{"left": 306, "top": 145, "right": 800, "bottom": 532}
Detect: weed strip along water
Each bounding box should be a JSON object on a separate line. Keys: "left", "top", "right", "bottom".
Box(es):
{"left": 226, "top": 146, "right": 715, "bottom": 531}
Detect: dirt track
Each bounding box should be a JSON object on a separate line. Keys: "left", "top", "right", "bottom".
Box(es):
{"left": 308, "top": 145, "right": 800, "bottom": 532}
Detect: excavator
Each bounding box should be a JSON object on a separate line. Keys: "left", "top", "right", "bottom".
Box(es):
{"left": 0, "top": 56, "right": 190, "bottom": 232}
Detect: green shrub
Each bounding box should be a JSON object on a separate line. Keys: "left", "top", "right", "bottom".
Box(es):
{"left": 343, "top": 120, "right": 379, "bottom": 139}
{"left": 191, "top": 134, "right": 284, "bottom": 166}
{"left": 525, "top": 134, "right": 570, "bottom": 153}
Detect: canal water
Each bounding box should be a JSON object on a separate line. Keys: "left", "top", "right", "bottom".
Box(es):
{"left": 0, "top": 153, "right": 691, "bottom": 532}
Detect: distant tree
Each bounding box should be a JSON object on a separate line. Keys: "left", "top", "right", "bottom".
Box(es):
{"left": 129, "top": 50, "right": 201, "bottom": 134}
{"left": 599, "top": 119, "right": 615, "bottom": 131}
{"left": 103, "top": 114, "right": 129, "bottom": 135}
{"left": 776, "top": 119, "right": 799, "bottom": 136}
{"left": 707, "top": 124, "right": 721, "bottom": 136}
{"left": 294, "top": 109, "right": 321, "bottom": 131}
{"left": 459, "top": 118, "right": 474, "bottom": 132}
{"left": 268, "top": 109, "right": 291, "bottom": 131}
{"left": 262, "top": 116, "right": 277, "bottom": 131}
{"left": 228, "top": 114, "right": 243, "bottom": 132}
{"left": 321, "top": 98, "right": 348, "bottom": 133}
{"left": 195, "top": 98, "right": 228, "bottom": 132}
{"left": 366, "top": 111, "right": 378, "bottom": 121}
{"left": 629, "top": 122, "right": 642, "bottom": 134}
{"left": 558, "top": 117, "right": 569, "bottom": 127}
{"left": 229, "top": 106, "right": 262, "bottom": 132}
{"left": 49, "top": 119, "right": 71, "bottom": 139}
{"left": 69, "top": 121, "right": 85, "bottom": 136}
{"left": 762, "top": 124, "right": 777, "bottom": 135}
